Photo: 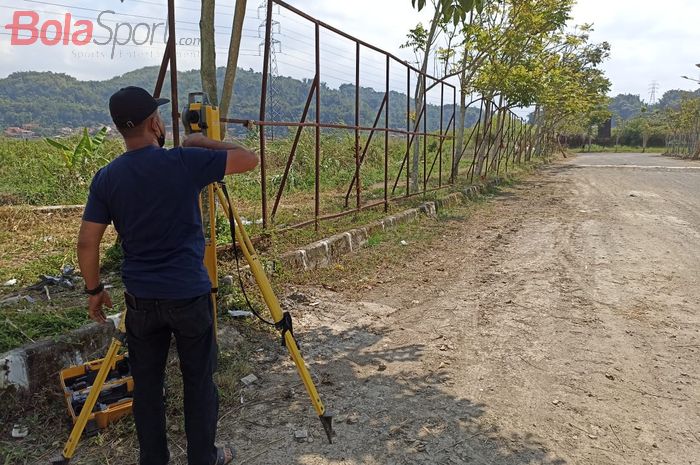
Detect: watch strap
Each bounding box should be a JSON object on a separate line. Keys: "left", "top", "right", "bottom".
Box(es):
{"left": 85, "top": 282, "right": 105, "bottom": 296}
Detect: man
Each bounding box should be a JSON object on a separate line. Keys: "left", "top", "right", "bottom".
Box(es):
{"left": 76, "top": 86, "right": 258, "bottom": 465}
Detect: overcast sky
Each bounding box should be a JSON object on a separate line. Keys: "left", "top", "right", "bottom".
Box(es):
{"left": 1, "top": 0, "right": 699, "bottom": 102}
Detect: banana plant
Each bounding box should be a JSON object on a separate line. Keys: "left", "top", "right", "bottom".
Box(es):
{"left": 45, "top": 127, "right": 109, "bottom": 179}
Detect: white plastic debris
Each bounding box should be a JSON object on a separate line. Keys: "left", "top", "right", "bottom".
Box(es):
{"left": 240, "top": 374, "right": 259, "bottom": 386}
{"left": 240, "top": 217, "right": 263, "bottom": 226}
{"left": 294, "top": 429, "right": 308, "bottom": 442}
{"left": 400, "top": 240, "right": 408, "bottom": 246}
{"left": 11, "top": 424, "right": 28, "bottom": 438}
{"left": 228, "top": 310, "right": 253, "bottom": 318}
{"left": 3, "top": 279, "right": 17, "bottom": 286}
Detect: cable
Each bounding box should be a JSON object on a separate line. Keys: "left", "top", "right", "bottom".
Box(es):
{"left": 218, "top": 181, "right": 276, "bottom": 327}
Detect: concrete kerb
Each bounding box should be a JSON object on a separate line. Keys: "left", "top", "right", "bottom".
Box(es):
{"left": 1, "top": 179, "right": 503, "bottom": 394}
{"left": 0, "top": 204, "right": 85, "bottom": 214}
{"left": 1, "top": 319, "right": 117, "bottom": 394}
{"left": 279, "top": 178, "right": 502, "bottom": 272}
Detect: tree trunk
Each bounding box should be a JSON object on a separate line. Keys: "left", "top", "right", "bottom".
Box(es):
{"left": 531, "top": 105, "right": 541, "bottom": 158}
{"left": 410, "top": 4, "right": 442, "bottom": 192}
{"left": 451, "top": 83, "right": 467, "bottom": 180}
{"left": 474, "top": 98, "right": 492, "bottom": 177}
{"left": 218, "top": 0, "right": 247, "bottom": 136}
{"left": 200, "top": 0, "right": 218, "bottom": 106}
{"left": 642, "top": 132, "right": 648, "bottom": 153}
{"left": 490, "top": 95, "right": 505, "bottom": 173}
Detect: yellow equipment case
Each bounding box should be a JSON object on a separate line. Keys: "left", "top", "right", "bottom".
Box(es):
{"left": 59, "top": 354, "right": 133, "bottom": 435}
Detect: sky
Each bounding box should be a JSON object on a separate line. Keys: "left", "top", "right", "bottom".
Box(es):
{"left": 1, "top": 0, "right": 699, "bottom": 103}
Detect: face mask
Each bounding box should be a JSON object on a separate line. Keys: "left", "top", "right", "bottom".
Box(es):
{"left": 154, "top": 117, "right": 166, "bottom": 147}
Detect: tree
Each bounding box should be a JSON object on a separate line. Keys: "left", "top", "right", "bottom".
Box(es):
{"left": 200, "top": 0, "right": 217, "bottom": 104}
{"left": 609, "top": 93, "right": 642, "bottom": 122}
{"left": 199, "top": 0, "right": 248, "bottom": 136}
{"left": 528, "top": 24, "right": 611, "bottom": 156}
{"left": 466, "top": 0, "right": 576, "bottom": 171}
{"left": 407, "top": 0, "right": 491, "bottom": 189}
{"left": 220, "top": 1, "right": 248, "bottom": 126}
{"left": 402, "top": 17, "right": 440, "bottom": 191}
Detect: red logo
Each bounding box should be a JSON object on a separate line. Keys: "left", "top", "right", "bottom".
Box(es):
{"left": 4, "top": 10, "right": 93, "bottom": 46}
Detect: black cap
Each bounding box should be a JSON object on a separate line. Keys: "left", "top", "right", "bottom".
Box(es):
{"left": 109, "top": 86, "right": 169, "bottom": 129}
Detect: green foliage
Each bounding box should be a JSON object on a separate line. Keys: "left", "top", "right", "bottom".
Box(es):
{"left": 45, "top": 127, "right": 109, "bottom": 179}
{"left": 0, "top": 134, "right": 124, "bottom": 205}
{"left": 1, "top": 128, "right": 454, "bottom": 208}
{"left": 103, "top": 241, "right": 124, "bottom": 272}
{"left": 609, "top": 89, "right": 700, "bottom": 127}
{"left": 614, "top": 112, "right": 667, "bottom": 147}
{"left": 0, "top": 305, "right": 89, "bottom": 353}
{"left": 401, "top": 23, "right": 430, "bottom": 54}
{"left": 412, "top": 0, "right": 486, "bottom": 25}
{"left": 609, "top": 93, "right": 643, "bottom": 122}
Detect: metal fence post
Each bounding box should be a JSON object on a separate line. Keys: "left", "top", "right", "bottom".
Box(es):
{"left": 314, "top": 22, "right": 321, "bottom": 231}
{"left": 355, "top": 42, "right": 361, "bottom": 210}
{"left": 258, "top": 0, "right": 273, "bottom": 229}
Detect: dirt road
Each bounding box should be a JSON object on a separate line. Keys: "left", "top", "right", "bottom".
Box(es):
{"left": 220, "top": 152, "right": 699, "bottom": 465}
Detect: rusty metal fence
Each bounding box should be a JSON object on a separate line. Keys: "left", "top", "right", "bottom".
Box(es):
{"left": 666, "top": 132, "right": 700, "bottom": 158}
{"left": 459, "top": 98, "right": 534, "bottom": 182}
{"left": 153, "top": 0, "right": 536, "bottom": 233}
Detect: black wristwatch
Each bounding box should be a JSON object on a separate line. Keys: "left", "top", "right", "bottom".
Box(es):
{"left": 84, "top": 282, "right": 105, "bottom": 296}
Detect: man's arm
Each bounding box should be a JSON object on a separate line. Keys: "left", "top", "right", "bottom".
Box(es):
{"left": 182, "top": 133, "right": 259, "bottom": 174}
{"left": 77, "top": 220, "right": 112, "bottom": 323}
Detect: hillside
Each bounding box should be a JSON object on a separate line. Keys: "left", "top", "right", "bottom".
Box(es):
{"left": 608, "top": 88, "right": 700, "bottom": 124}
{"left": 0, "top": 67, "right": 478, "bottom": 135}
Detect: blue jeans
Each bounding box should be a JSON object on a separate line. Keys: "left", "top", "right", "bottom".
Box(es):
{"left": 125, "top": 292, "right": 218, "bottom": 465}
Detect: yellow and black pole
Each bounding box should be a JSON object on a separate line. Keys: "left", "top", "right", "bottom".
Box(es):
{"left": 182, "top": 93, "right": 334, "bottom": 443}
{"left": 51, "top": 309, "right": 128, "bottom": 465}
{"left": 182, "top": 92, "right": 221, "bottom": 335}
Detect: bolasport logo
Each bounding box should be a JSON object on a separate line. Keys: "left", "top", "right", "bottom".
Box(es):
{"left": 3, "top": 10, "right": 201, "bottom": 59}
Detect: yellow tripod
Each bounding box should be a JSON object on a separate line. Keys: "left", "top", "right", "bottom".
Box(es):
{"left": 50, "top": 310, "right": 128, "bottom": 464}
{"left": 184, "top": 92, "right": 334, "bottom": 442}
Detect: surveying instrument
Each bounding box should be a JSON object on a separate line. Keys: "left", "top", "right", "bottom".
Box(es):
{"left": 51, "top": 92, "right": 333, "bottom": 464}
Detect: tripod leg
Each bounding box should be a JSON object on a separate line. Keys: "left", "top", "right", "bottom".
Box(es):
{"left": 51, "top": 311, "right": 127, "bottom": 464}
{"left": 214, "top": 185, "right": 333, "bottom": 443}
{"left": 202, "top": 184, "right": 219, "bottom": 339}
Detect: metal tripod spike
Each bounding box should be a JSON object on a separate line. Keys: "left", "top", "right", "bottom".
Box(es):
{"left": 319, "top": 413, "right": 334, "bottom": 443}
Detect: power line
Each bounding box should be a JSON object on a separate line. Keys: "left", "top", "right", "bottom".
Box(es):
{"left": 648, "top": 80, "right": 659, "bottom": 105}
{"left": 258, "top": 1, "right": 284, "bottom": 138}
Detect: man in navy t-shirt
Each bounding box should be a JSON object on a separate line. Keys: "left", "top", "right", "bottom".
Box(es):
{"left": 77, "top": 86, "right": 258, "bottom": 465}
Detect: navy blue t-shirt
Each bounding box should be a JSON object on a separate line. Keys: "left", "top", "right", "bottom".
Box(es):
{"left": 83, "top": 145, "right": 227, "bottom": 299}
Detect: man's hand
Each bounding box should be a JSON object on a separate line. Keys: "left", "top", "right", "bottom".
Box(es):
{"left": 182, "top": 133, "right": 209, "bottom": 148}
{"left": 88, "top": 290, "right": 112, "bottom": 324}
{"left": 181, "top": 133, "right": 258, "bottom": 175}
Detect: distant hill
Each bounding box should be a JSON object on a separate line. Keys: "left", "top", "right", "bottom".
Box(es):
{"left": 609, "top": 88, "right": 700, "bottom": 125}
{"left": 0, "top": 66, "right": 478, "bottom": 135}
